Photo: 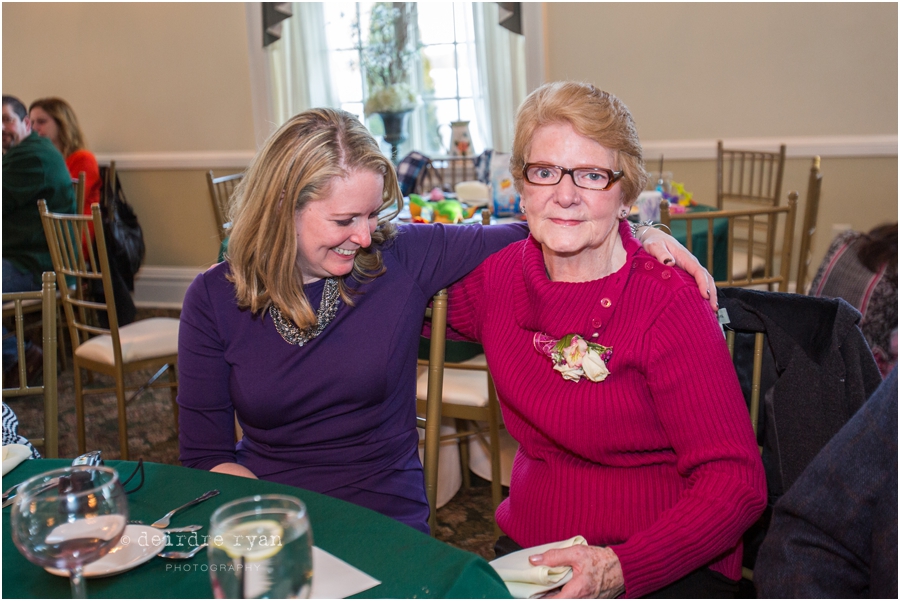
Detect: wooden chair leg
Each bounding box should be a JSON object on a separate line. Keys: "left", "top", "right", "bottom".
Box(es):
{"left": 487, "top": 405, "right": 503, "bottom": 537}
{"left": 74, "top": 367, "right": 86, "bottom": 455}
{"left": 456, "top": 418, "right": 472, "bottom": 489}
{"left": 115, "top": 374, "right": 129, "bottom": 461}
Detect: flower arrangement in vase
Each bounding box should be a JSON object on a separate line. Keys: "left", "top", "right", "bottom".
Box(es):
{"left": 360, "top": 3, "right": 419, "bottom": 117}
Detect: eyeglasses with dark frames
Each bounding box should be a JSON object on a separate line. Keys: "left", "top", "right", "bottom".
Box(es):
{"left": 523, "top": 163, "right": 624, "bottom": 191}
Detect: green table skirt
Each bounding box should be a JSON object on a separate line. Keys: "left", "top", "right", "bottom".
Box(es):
{"left": 3, "top": 460, "right": 511, "bottom": 599}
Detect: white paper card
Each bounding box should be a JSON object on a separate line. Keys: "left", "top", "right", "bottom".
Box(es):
{"left": 311, "top": 546, "right": 381, "bottom": 599}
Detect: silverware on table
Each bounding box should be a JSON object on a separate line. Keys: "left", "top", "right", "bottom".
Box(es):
{"left": 157, "top": 543, "right": 208, "bottom": 560}
{"left": 151, "top": 489, "right": 220, "bottom": 529}
{"left": 128, "top": 521, "right": 204, "bottom": 533}
{"left": 2, "top": 479, "right": 59, "bottom": 509}
{"left": 2, "top": 482, "right": 22, "bottom": 506}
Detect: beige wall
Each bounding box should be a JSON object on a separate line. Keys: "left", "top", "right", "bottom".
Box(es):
{"left": 3, "top": 3, "right": 897, "bottom": 276}
{"left": 544, "top": 2, "right": 898, "bottom": 277}
{"left": 3, "top": 2, "right": 255, "bottom": 267}
{"left": 544, "top": 3, "right": 897, "bottom": 139}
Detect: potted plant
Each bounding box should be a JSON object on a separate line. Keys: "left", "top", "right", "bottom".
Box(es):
{"left": 359, "top": 3, "right": 419, "bottom": 161}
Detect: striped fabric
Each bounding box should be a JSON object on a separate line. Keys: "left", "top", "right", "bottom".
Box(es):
{"left": 811, "top": 231, "right": 898, "bottom": 376}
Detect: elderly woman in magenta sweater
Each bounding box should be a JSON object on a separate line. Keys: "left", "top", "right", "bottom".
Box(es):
{"left": 447, "top": 82, "right": 766, "bottom": 598}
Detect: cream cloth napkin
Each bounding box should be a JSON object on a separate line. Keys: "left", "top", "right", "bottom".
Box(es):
{"left": 2, "top": 444, "right": 32, "bottom": 476}
{"left": 490, "top": 535, "right": 588, "bottom": 598}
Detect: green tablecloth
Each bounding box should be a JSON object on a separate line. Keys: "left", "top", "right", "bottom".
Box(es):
{"left": 2, "top": 460, "right": 511, "bottom": 599}
{"left": 668, "top": 205, "right": 729, "bottom": 282}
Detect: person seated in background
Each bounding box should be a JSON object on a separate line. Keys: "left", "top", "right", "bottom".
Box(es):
{"left": 809, "top": 223, "right": 897, "bottom": 377}
{"left": 1, "top": 95, "right": 75, "bottom": 386}
{"left": 755, "top": 368, "right": 897, "bottom": 598}
{"left": 29, "top": 97, "right": 102, "bottom": 222}
{"left": 446, "top": 82, "right": 766, "bottom": 597}
{"left": 177, "top": 107, "right": 716, "bottom": 536}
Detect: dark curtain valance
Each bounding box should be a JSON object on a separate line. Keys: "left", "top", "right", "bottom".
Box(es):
{"left": 497, "top": 3, "right": 522, "bottom": 35}
{"left": 263, "top": 3, "right": 293, "bottom": 47}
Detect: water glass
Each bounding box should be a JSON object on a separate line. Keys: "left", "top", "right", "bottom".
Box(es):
{"left": 208, "top": 494, "right": 313, "bottom": 599}
{"left": 646, "top": 171, "right": 674, "bottom": 194}
{"left": 10, "top": 466, "right": 128, "bottom": 598}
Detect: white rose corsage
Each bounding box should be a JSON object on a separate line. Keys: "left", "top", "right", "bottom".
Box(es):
{"left": 533, "top": 333, "right": 613, "bottom": 383}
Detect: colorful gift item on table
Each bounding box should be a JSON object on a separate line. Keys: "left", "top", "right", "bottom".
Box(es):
{"left": 661, "top": 181, "right": 696, "bottom": 214}
{"left": 407, "top": 193, "right": 478, "bottom": 224}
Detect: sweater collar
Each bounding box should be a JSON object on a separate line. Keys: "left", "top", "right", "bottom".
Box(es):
{"left": 514, "top": 220, "right": 640, "bottom": 339}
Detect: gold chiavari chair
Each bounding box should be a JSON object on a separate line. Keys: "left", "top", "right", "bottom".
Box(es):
{"left": 795, "top": 157, "right": 823, "bottom": 295}
{"left": 2, "top": 272, "right": 59, "bottom": 458}
{"left": 660, "top": 193, "right": 798, "bottom": 291}
{"left": 40, "top": 201, "right": 179, "bottom": 460}
{"left": 206, "top": 171, "right": 244, "bottom": 243}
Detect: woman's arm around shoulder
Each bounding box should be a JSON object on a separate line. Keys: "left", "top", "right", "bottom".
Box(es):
{"left": 389, "top": 221, "right": 527, "bottom": 296}
{"left": 632, "top": 223, "right": 717, "bottom": 310}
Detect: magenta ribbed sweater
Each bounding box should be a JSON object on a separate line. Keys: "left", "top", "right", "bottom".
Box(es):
{"left": 447, "top": 221, "right": 766, "bottom": 597}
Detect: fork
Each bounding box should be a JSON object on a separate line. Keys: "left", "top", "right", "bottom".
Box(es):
{"left": 157, "top": 543, "right": 208, "bottom": 560}
{"left": 128, "top": 521, "right": 203, "bottom": 533}
{"left": 151, "top": 489, "right": 220, "bottom": 529}
{"left": 2, "top": 482, "right": 21, "bottom": 505}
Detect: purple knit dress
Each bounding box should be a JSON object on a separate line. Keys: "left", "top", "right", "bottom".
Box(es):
{"left": 178, "top": 222, "right": 527, "bottom": 533}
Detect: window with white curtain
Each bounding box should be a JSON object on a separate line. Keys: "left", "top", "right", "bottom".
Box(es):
{"left": 269, "top": 2, "right": 526, "bottom": 158}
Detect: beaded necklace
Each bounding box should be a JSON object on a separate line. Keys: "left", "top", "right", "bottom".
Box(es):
{"left": 269, "top": 277, "right": 341, "bottom": 346}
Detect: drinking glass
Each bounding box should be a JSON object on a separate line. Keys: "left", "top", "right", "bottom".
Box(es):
{"left": 208, "top": 494, "right": 313, "bottom": 599}
{"left": 646, "top": 171, "right": 674, "bottom": 194}
{"left": 10, "top": 466, "right": 128, "bottom": 598}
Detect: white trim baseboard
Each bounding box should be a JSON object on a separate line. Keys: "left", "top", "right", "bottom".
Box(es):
{"left": 93, "top": 151, "right": 256, "bottom": 171}
{"left": 641, "top": 135, "right": 897, "bottom": 160}
{"left": 133, "top": 266, "right": 206, "bottom": 309}
{"left": 94, "top": 134, "right": 895, "bottom": 171}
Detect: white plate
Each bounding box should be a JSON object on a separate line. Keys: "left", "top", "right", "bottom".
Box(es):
{"left": 45, "top": 524, "right": 167, "bottom": 579}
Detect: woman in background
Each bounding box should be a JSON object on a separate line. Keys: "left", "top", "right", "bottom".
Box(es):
{"left": 810, "top": 223, "right": 898, "bottom": 377}
{"left": 29, "top": 97, "right": 101, "bottom": 217}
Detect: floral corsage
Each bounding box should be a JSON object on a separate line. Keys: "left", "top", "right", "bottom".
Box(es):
{"left": 533, "top": 333, "right": 613, "bottom": 383}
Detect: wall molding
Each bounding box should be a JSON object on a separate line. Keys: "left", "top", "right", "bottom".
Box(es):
{"left": 97, "top": 134, "right": 895, "bottom": 171}
{"left": 641, "top": 135, "right": 897, "bottom": 160}
{"left": 133, "top": 265, "right": 206, "bottom": 308}
{"left": 94, "top": 151, "right": 256, "bottom": 171}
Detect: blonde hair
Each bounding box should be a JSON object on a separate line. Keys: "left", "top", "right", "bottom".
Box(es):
{"left": 510, "top": 81, "right": 648, "bottom": 205}
{"left": 227, "top": 108, "right": 401, "bottom": 330}
{"left": 28, "top": 97, "right": 87, "bottom": 157}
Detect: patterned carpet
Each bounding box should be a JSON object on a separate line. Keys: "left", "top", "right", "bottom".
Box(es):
{"left": 7, "top": 308, "right": 503, "bottom": 561}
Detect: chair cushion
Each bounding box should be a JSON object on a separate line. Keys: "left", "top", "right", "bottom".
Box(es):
{"left": 75, "top": 317, "right": 179, "bottom": 365}
{"left": 416, "top": 354, "right": 490, "bottom": 407}
{"left": 417, "top": 419, "right": 462, "bottom": 509}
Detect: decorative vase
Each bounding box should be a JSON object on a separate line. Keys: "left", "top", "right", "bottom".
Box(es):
{"left": 377, "top": 109, "right": 414, "bottom": 164}
{"left": 448, "top": 120, "right": 472, "bottom": 157}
